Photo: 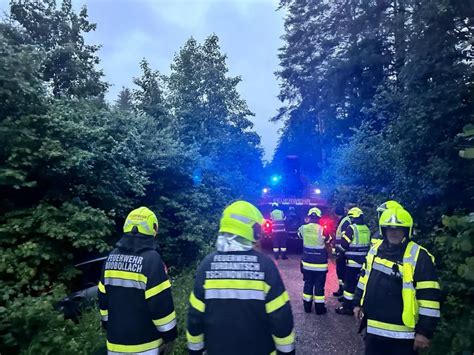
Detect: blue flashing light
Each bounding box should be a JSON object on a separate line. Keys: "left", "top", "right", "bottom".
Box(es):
{"left": 262, "top": 187, "right": 269, "bottom": 194}
{"left": 270, "top": 174, "right": 281, "bottom": 186}
{"left": 315, "top": 188, "right": 321, "bottom": 195}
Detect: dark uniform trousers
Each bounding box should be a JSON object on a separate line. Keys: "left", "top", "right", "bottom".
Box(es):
{"left": 303, "top": 270, "right": 327, "bottom": 304}
{"left": 343, "top": 266, "right": 360, "bottom": 309}
{"left": 365, "top": 334, "right": 417, "bottom": 355}
{"left": 336, "top": 253, "right": 346, "bottom": 286}
{"left": 273, "top": 232, "right": 287, "bottom": 256}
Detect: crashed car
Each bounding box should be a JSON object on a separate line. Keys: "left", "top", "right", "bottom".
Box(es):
{"left": 56, "top": 256, "right": 106, "bottom": 320}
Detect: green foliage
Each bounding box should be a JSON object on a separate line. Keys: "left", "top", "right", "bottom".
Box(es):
{"left": 0, "top": 2, "right": 263, "bottom": 353}
{"left": 169, "top": 268, "right": 197, "bottom": 355}
{"left": 279, "top": 0, "right": 474, "bottom": 353}
{"left": 10, "top": 0, "right": 108, "bottom": 98}
{"left": 330, "top": 185, "right": 384, "bottom": 232}
{"left": 0, "top": 286, "right": 105, "bottom": 355}
{"left": 0, "top": 268, "right": 196, "bottom": 355}
{"left": 429, "top": 214, "right": 474, "bottom": 354}
{"left": 458, "top": 124, "right": 474, "bottom": 159}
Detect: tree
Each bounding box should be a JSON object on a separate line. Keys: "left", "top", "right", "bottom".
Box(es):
{"left": 167, "top": 35, "right": 263, "bottom": 198}
{"left": 9, "top": 0, "right": 108, "bottom": 98}
{"left": 133, "top": 59, "right": 169, "bottom": 126}
{"left": 115, "top": 87, "right": 133, "bottom": 112}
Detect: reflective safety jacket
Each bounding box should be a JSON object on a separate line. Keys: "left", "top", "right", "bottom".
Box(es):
{"left": 187, "top": 249, "right": 295, "bottom": 355}
{"left": 354, "top": 240, "right": 440, "bottom": 339}
{"left": 370, "top": 230, "right": 383, "bottom": 246}
{"left": 98, "top": 234, "right": 177, "bottom": 354}
{"left": 298, "top": 223, "right": 328, "bottom": 272}
{"left": 271, "top": 209, "right": 286, "bottom": 233}
{"left": 341, "top": 224, "right": 370, "bottom": 268}
{"left": 335, "top": 216, "right": 351, "bottom": 252}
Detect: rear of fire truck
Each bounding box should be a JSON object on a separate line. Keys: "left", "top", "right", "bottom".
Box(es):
{"left": 259, "top": 156, "right": 337, "bottom": 249}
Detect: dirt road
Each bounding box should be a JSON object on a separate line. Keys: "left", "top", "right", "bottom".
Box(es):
{"left": 274, "top": 253, "right": 365, "bottom": 355}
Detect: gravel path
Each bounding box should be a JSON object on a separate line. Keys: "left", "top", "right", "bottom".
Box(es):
{"left": 273, "top": 253, "right": 365, "bottom": 355}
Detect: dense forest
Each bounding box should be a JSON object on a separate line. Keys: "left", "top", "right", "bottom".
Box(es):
{"left": 0, "top": 0, "right": 472, "bottom": 354}
{"left": 0, "top": 0, "right": 263, "bottom": 353}
{"left": 275, "top": 0, "right": 473, "bottom": 353}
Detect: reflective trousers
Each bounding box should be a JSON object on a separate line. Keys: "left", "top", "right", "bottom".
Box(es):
{"left": 302, "top": 269, "right": 327, "bottom": 304}
{"left": 365, "top": 334, "right": 417, "bottom": 355}
{"left": 342, "top": 266, "right": 360, "bottom": 309}
{"left": 273, "top": 232, "right": 287, "bottom": 256}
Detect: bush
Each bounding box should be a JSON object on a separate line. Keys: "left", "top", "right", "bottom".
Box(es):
{"left": 0, "top": 268, "right": 197, "bottom": 355}
{"left": 169, "top": 268, "right": 197, "bottom": 355}
{"left": 0, "top": 286, "right": 105, "bottom": 355}
{"left": 429, "top": 214, "right": 474, "bottom": 354}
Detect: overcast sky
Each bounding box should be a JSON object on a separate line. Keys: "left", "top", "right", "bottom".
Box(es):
{"left": 0, "top": 0, "right": 285, "bottom": 161}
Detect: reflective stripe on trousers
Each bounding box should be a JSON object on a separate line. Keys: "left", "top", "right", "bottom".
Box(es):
{"left": 187, "top": 341, "right": 205, "bottom": 351}
{"left": 276, "top": 343, "right": 295, "bottom": 353}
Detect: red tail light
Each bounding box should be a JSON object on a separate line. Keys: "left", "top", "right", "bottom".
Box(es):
{"left": 319, "top": 217, "right": 335, "bottom": 233}
{"left": 263, "top": 219, "right": 272, "bottom": 234}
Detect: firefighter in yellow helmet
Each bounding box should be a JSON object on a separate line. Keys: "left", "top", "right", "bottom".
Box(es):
{"left": 336, "top": 207, "right": 371, "bottom": 315}
{"left": 271, "top": 202, "right": 288, "bottom": 260}
{"left": 98, "top": 207, "right": 177, "bottom": 355}
{"left": 353, "top": 207, "right": 441, "bottom": 354}
{"left": 370, "top": 200, "right": 403, "bottom": 244}
{"left": 333, "top": 205, "right": 352, "bottom": 297}
{"left": 298, "top": 207, "right": 330, "bottom": 314}
{"left": 187, "top": 201, "right": 295, "bottom": 355}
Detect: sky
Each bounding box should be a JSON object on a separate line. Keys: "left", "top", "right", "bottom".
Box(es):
{"left": 0, "top": 0, "right": 286, "bottom": 161}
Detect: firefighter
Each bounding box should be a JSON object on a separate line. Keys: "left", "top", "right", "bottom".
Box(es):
{"left": 298, "top": 207, "right": 329, "bottom": 315}
{"left": 186, "top": 201, "right": 295, "bottom": 355}
{"left": 271, "top": 202, "right": 288, "bottom": 260}
{"left": 371, "top": 200, "right": 403, "bottom": 245}
{"left": 354, "top": 207, "right": 440, "bottom": 354}
{"left": 335, "top": 207, "right": 370, "bottom": 315}
{"left": 333, "top": 206, "right": 351, "bottom": 297}
{"left": 98, "top": 207, "right": 177, "bottom": 355}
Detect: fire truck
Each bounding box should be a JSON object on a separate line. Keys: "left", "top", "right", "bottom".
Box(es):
{"left": 259, "top": 156, "right": 336, "bottom": 248}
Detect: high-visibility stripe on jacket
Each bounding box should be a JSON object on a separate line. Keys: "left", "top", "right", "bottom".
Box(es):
{"left": 98, "top": 234, "right": 177, "bottom": 353}
{"left": 187, "top": 250, "right": 295, "bottom": 355}
{"left": 335, "top": 216, "right": 351, "bottom": 251}
{"left": 298, "top": 223, "right": 328, "bottom": 271}
{"left": 341, "top": 224, "right": 370, "bottom": 268}
{"left": 355, "top": 240, "right": 441, "bottom": 339}
{"left": 271, "top": 209, "right": 286, "bottom": 233}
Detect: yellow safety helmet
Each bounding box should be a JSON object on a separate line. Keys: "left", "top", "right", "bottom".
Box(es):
{"left": 307, "top": 207, "right": 322, "bottom": 217}
{"left": 123, "top": 207, "right": 159, "bottom": 237}
{"left": 348, "top": 207, "right": 363, "bottom": 218}
{"left": 376, "top": 200, "right": 403, "bottom": 213}
{"left": 219, "top": 201, "right": 264, "bottom": 242}
{"left": 379, "top": 207, "right": 413, "bottom": 239}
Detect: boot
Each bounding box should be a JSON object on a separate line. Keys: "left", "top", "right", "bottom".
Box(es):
{"left": 335, "top": 306, "right": 353, "bottom": 315}
{"left": 338, "top": 296, "right": 344, "bottom": 302}
{"left": 303, "top": 301, "right": 312, "bottom": 313}
{"left": 315, "top": 303, "right": 327, "bottom": 315}
{"left": 274, "top": 253, "right": 280, "bottom": 260}
{"left": 333, "top": 285, "right": 343, "bottom": 297}
{"left": 281, "top": 253, "right": 288, "bottom": 260}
